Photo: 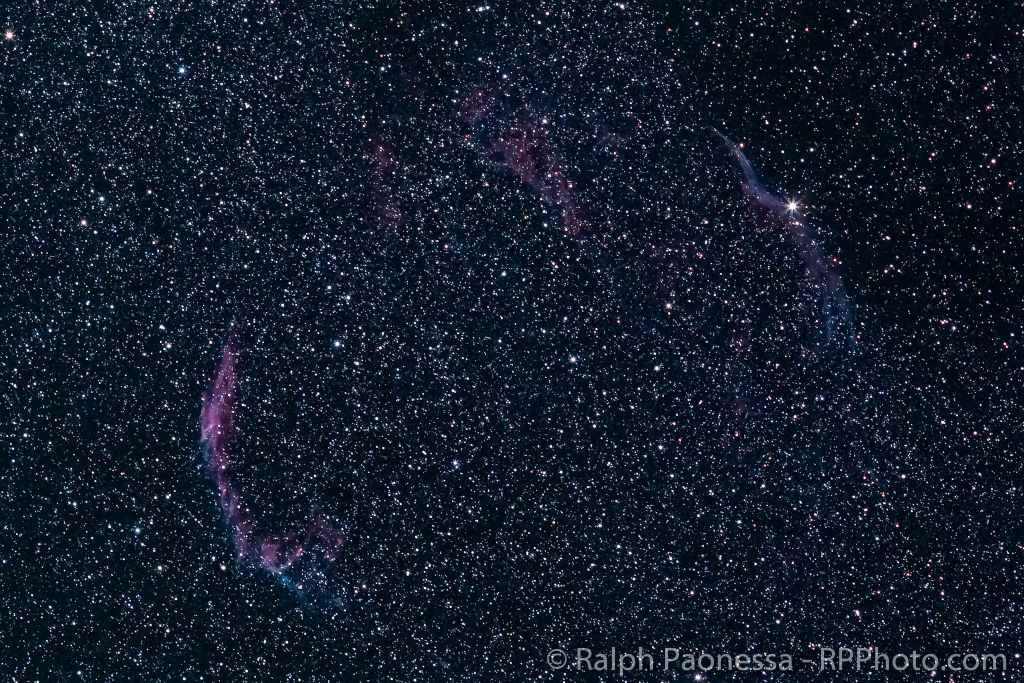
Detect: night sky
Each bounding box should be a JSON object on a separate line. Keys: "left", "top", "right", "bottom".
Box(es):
{"left": 2, "top": 1, "right": 1021, "bottom": 681}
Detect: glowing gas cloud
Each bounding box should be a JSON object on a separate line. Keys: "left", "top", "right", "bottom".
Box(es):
{"left": 200, "top": 330, "right": 346, "bottom": 600}
{"left": 716, "top": 131, "right": 853, "bottom": 354}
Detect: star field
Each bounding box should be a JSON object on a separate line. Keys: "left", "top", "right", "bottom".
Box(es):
{"left": 1, "top": 1, "right": 1021, "bottom": 681}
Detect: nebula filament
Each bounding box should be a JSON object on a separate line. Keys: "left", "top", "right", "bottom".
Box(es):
{"left": 200, "top": 330, "right": 346, "bottom": 602}
{"left": 716, "top": 131, "right": 853, "bottom": 355}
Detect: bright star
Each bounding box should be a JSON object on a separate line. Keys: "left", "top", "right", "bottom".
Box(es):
{"left": 785, "top": 199, "right": 799, "bottom": 213}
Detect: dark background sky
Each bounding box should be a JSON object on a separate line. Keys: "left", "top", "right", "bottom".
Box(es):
{"left": 1, "top": 1, "right": 1021, "bottom": 680}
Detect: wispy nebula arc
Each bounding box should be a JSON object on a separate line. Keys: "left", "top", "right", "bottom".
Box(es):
{"left": 714, "top": 130, "right": 792, "bottom": 215}
{"left": 458, "top": 90, "right": 589, "bottom": 237}
{"left": 715, "top": 131, "right": 853, "bottom": 354}
{"left": 490, "top": 122, "right": 589, "bottom": 237}
{"left": 200, "top": 331, "right": 255, "bottom": 556}
{"left": 200, "top": 331, "right": 345, "bottom": 592}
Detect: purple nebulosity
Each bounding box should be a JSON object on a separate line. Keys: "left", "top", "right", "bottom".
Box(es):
{"left": 716, "top": 131, "right": 852, "bottom": 353}
{"left": 714, "top": 130, "right": 793, "bottom": 215}
{"left": 200, "top": 331, "right": 345, "bottom": 592}
{"left": 490, "top": 121, "right": 589, "bottom": 237}
{"left": 458, "top": 90, "right": 589, "bottom": 237}
{"left": 367, "top": 134, "right": 404, "bottom": 233}
{"left": 200, "top": 331, "right": 255, "bottom": 556}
